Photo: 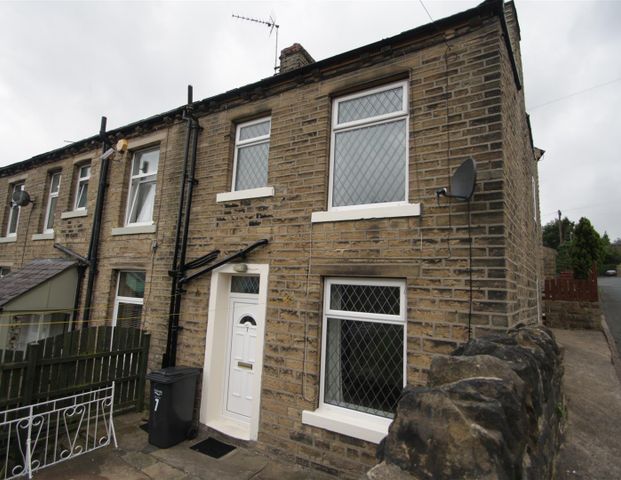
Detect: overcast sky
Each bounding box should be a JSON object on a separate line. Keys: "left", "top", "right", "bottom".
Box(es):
{"left": 1, "top": 0, "right": 619, "bottom": 239}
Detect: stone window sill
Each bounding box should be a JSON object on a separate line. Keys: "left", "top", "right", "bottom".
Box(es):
{"left": 216, "top": 186, "right": 274, "bottom": 203}
{"left": 302, "top": 406, "right": 390, "bottom": 444}
{"left": 311, "top": 203, "right": 421, "bottom": 223}
{"left": 61, "top": 210, "right": 88, "bottom": 219}
{"left": 111, "top": 224, "right": 157, "bottom": 236}
{"left": 0, "top": 236, "right": 17, "bottom": 244}
{"left": 32, "top": 232, "right": 55, "bottom": 241}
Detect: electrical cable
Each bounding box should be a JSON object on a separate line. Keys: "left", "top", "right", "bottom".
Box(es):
{"left": 529, "top": 76, "right": 621, "bottom": 111}
{"left": 467, "top": 199, "right": 473, "bottom": 341}
{"left": 19, "top": 204, "right": 35, "bottom": 267}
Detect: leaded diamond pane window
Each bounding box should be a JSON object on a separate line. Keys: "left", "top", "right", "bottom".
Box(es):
{"left": 330, "top": 82, "right": 408, "bottom": 210}
{"left": 239, "top": 119, "right": 271, "bottom": 141}
{"left": 233, "top": 118, "right": 271, "bottom": 191}
{"left": 325, "top": 317, "right": 403, "bottom": 418}
{"left": 231, "top": 275, "right": 260, "bottom": 294}
{"left": 337, "top": 87, "right": 403, "bottom": 124}
{"left": 322, "top": 279, "right": 406, "bottom": 419}
{"left": 330, "top": 283, "right": 400, "bottom": 315}
{"left": 235, "top": 143, "right": 269, "bottom": 191}
{"left": 332, "top": 120, "right": 406, "bottom": 207}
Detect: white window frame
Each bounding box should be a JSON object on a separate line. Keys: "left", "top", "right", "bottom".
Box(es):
{"left": 125, "top": 147, "right": 159, "bottom": 227}
{"left": 231, "top": 117, "right": 271, "bottom": 192}
{"left": 74, "top": 164, "right": 91, "bottom": 211}
{"left": 303, "top": 277, "right": 406, "bottom": 443}
{"left": 112, "top": 270, "right": 145, "bottom": 328}
{"left": 6, "top": 182, "right": 25, "bottom": 237}
{"left": 328, "top": 80, "right": 409, "bottom": 212}
{"left": 43, "top": 172, "right": 61, "bottom": 234}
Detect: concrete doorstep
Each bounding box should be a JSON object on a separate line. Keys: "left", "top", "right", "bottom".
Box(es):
{"left": 35, "top": 413, "right": 334, "bottom": 480}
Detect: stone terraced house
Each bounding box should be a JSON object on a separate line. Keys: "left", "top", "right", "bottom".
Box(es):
{"left": 0, "top": 0, "right": 542, "bottom": 476}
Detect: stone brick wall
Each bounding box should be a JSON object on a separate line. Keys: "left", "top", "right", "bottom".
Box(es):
{"left": 0, "top": 1, "right": 542, "bottom": 477}
{"left": 543, "top": 300, "right": 602, "bottom": 330}
{"left": 499, "top": 2, "right": 542, "bottom": 330}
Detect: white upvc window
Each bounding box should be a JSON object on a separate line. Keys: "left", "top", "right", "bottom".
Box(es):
{"left": 6, "top": 182, "right": 24, "bottom": 237}
{"left": 44, "top": 172, "right": 61, "bottom": 233}
{"left": 232, "top": 117, "right": 271, "bottom": 192}
{"left": 329, "top": 81, "right": 409, "bottom": 211}
{"left": 112, "top": 271, "right": 145, "bottom": 329}
{"left": 125, "top": 147, "right": 159, "bottom": 226}
{"left": 74, "top": 164, "right": 91, "bottom": 211}
{"left": 320, "top": 278, "right": 406, "bottom": 419}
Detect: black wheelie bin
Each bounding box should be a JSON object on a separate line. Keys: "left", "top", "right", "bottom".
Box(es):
{"left": 146, "top": 366, "right": 200, "bottom": 448}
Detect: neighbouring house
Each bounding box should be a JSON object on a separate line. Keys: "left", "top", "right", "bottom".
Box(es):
{"left": 0, "top": 0, "right": 542, "bottom": 476}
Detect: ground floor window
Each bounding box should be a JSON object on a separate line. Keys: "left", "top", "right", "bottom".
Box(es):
{"left": 113, "top": 271, "right": 145, "bottom": 329}
{"left": 322, "top": 278, "right": 406, "bottom": 418}
{"left": 8, "top": 313, "right": 69, "bottom": 351}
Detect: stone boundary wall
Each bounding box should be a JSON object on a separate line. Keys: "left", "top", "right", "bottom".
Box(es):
{"left": 543, "top": 299, "right": 601, "bottom": 330}
{"left": 367, "top": 325, "right": 564, "bottom": 480}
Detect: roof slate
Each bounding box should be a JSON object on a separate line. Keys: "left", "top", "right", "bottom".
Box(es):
{"left": 0, "top": 259, "right": 77, "bottom": 308}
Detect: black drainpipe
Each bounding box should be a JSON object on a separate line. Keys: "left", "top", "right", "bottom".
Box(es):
{"left": 82, "top": 116, "right": 112, "bottom": 327}
{"left": 163, "top": 86, "right": 200, "bottom": 368}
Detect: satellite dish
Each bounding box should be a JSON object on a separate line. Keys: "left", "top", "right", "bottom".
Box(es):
{"left": 12, "top": 189, "right": 32, "bottom": 207}
{"left": 449, "top": 158, "right": 477, "bottom": 201}
{"left": 436, "top": 158, "right": 477, "bottom": 202}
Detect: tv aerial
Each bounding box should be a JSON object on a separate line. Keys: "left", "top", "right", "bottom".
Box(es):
{"left": 12, "top": 189, "right": 32, "bottom": 207}
{"left": 232, "top": 14, "right": 280, "bottom": 74}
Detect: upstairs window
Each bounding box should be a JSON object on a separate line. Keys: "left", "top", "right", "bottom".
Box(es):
{"left": 74, "top": 164, "right": 91, "bottom": 211}
{"left": 44, "top": 172, "right": 61, "bottom": 233}
{"left": 126, "top": 147, "right": 159, "bottom": 225}
{"left": 6, "top": 182, "right": 24, "bottom": 237}
{"left": 330, "top": 81, "right": 409, "bottom": 210}
{"left": 232, "top": 117, "right": 271, "bottom": 191}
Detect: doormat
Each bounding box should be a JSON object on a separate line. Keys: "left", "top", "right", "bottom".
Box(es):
{"left": 190, "top": 437, "right": 236, "bottom": 459}
{"left": 139, "top": 423, "right": 149, "bottom": 433}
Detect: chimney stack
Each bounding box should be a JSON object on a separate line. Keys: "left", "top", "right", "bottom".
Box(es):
{"left": 279, "top": 43, "right": 314, "bottom": 74}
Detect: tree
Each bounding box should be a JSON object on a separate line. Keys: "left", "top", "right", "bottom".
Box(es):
{"left": 600, "top": 232, "right": 621, "bottom": 272}
{"left": 570, "top": 217, "right": 602, "bottom": 278}
{"left": 542, "top": 217, "right": 574, "bottom": 250}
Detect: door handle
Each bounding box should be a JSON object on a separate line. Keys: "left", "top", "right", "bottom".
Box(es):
{"left": 238, "top": 361, "right": 253, "bottom": 370}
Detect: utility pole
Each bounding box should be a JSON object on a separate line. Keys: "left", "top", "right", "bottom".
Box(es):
{"left": 558, "top": 210, "right": 563, "bottom": 245}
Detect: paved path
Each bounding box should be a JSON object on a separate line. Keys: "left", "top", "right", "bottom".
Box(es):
{"left": 554, "top": 328, "right": 621, "bottom": 480}
{"left": 36, "top": 413, "right": 334, "bottom": 480}
{"left": 599, "top": 276, "right": 621, "bottom": 361}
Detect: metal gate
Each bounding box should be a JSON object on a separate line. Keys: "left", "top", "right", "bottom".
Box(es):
{"left": 0, "top": 383, "right": 117, "bottom": 479}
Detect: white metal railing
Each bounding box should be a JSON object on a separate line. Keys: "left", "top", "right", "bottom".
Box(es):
{"left": 0, "top": 383, "right": 117, "bottom": 479}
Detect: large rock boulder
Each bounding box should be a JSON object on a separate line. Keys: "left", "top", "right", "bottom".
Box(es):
{"left": 369, "top": 325, "right": 564, "bottom": 480}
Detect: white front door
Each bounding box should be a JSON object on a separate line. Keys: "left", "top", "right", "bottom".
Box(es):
{"left": 225, "top": 296, "right": 260, "bottom": 419}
